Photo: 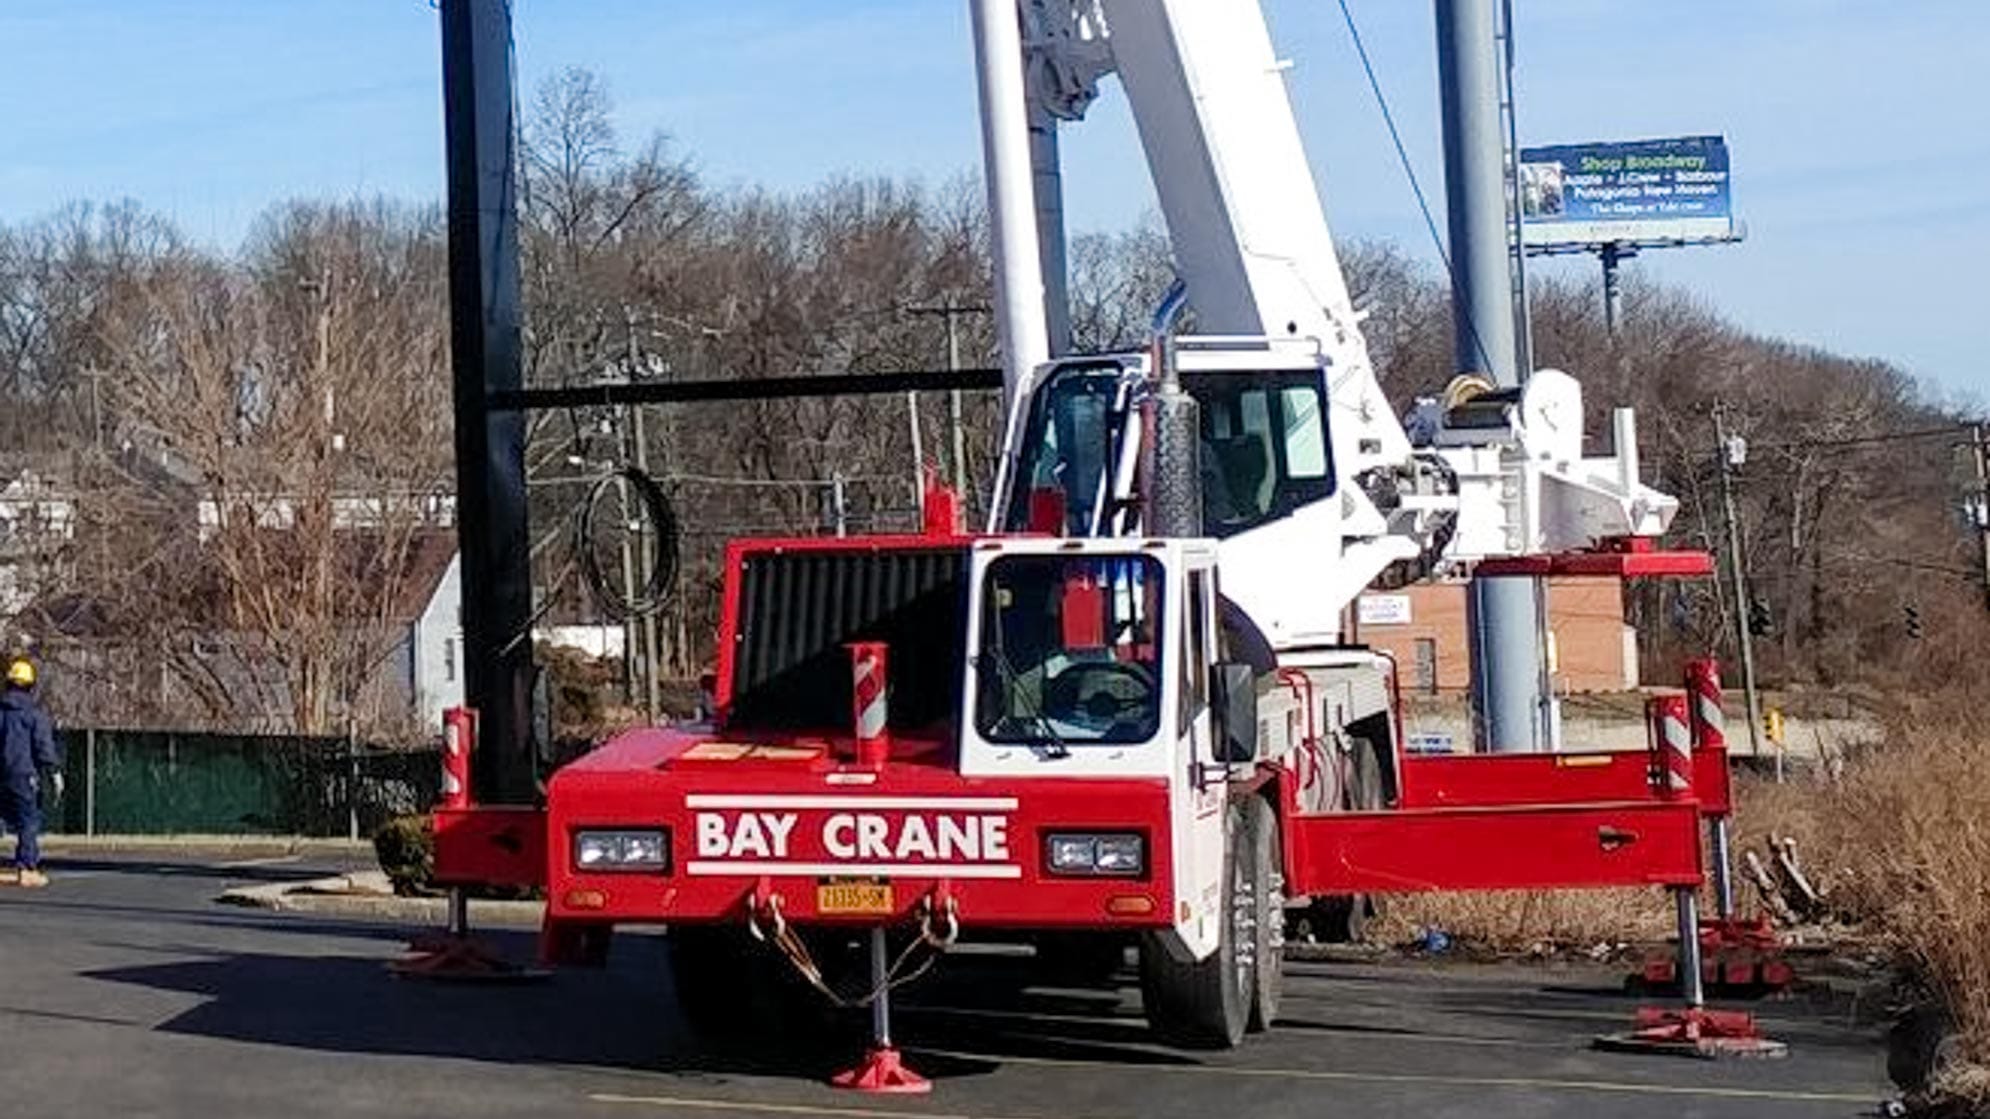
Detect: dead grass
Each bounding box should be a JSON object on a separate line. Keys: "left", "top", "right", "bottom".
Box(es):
{"left": 1373, "top": 887, "right": 1673, "bottom": 955}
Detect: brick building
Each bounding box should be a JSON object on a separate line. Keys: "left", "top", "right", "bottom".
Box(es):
{"left": 1352, "top": 577, "right": 1636, "bottom": 696}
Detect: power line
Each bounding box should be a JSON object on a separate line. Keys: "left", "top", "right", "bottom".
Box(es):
{"left": 1334, "top": 0, "right": 1498, "bottom": 377}
{"left": 1819, "top": 549, "right": 1982, "bottom": 582}
{"left": 1743, "top": 423, "right": 1969, "bottom": 455}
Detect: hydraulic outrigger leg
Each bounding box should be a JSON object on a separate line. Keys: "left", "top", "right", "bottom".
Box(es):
{"left": 829, "top": 927, "right": 932, "bottom": 1094}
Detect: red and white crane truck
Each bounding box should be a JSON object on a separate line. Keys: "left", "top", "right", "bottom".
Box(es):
{"left": 432, "top": 0, "right": 1733, "bottom": 1084}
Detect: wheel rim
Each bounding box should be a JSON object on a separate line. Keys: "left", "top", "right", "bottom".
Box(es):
{"left": 1232, "top": 830, "right": 1256, "bottom": 994}
{"left": 1266, "top": 867, "right": 1286, "bottom": 956}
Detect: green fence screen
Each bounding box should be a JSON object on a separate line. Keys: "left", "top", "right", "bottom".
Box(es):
{"left": 38, "top": 730, "right": 440, "bottom": 838}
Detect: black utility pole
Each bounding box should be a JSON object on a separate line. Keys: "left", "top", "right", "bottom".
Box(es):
{"left": 441, "top": 0, "right": 536, "bottom": 804}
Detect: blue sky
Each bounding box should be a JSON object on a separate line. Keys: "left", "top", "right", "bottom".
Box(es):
{"left": 3, "top": 1, "right": 1985, "bottom": 402}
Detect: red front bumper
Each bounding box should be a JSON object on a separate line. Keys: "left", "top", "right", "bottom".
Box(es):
{"left": 439, "top": 727, "right": 1176, "bottom": 931}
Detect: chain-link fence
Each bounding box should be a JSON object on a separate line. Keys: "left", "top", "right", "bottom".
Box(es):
{"left": 38, "top": 729, "right": 439, "bottom": 838}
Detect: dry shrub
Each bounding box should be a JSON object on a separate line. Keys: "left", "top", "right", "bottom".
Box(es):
{"left": 1740, "top": 692, "right": 1990, "bottom": 1102}
{"left": 1834, "top": 728, "right": 1990, "bottom": 1092}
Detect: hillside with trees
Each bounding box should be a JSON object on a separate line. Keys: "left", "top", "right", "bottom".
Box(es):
{"left": 0, "top": 68, "right": 1979, "bottom": 735}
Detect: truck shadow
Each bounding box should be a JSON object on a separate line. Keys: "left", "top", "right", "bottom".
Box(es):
{"left": 82, "top": 934, "right": 1200, "bottom": 1083}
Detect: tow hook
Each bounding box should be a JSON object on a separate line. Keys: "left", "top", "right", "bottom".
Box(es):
{"left": 919, "top": 889, "right": 961, "bottom": 948}
{"left": 745, "top": 887, "right": 787, "bottom": 942}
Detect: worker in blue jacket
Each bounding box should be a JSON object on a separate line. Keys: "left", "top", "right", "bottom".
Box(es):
{"left": 0, "top": 658, "right": 60, "bottom": 888}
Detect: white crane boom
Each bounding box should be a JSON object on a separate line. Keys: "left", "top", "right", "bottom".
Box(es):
{"left": 1097, "top": 0, "right": 1410, "bottom": 478}
{"left": 977, "top": 0, "right": 1678, "bottom": 648}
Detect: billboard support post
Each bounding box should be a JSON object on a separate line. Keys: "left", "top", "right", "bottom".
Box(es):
{"left": 1600, "top": 241, "right": 1636, "bottom": 336}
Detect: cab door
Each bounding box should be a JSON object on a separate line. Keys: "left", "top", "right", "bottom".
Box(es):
{"left": 1165, "top": 548, "right": 1227, "bottom": 960}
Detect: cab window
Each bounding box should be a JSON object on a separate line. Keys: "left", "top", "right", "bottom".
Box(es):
{"left": 1186, "top": 371, "right": 1334, "bottom": 538}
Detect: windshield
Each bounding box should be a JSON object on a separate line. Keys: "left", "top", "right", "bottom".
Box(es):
{"left": 975, "top": 553, "right": 1163, "bottom": 745}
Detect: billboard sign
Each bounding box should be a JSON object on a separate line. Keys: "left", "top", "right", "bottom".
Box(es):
{"left": 1520, "top": 135, "right": 1734, "bottom": 249}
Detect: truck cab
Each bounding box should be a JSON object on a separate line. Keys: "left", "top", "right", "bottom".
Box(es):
{"left": 531, "top": 528, "right": 1285, "bottom": 1045}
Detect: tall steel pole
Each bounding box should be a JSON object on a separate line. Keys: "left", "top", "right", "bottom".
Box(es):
{"left": 441, "top": 0, "right": 536, "bottom": 803}
{"left": 1437, "top": 0, "right": 1518, "bottom": 382}
{"left": 1028, "top": 106, "right": 1075, "bottom": 358}
{"left": 1439, "top": 0, "right": 1548, "bottom": 753}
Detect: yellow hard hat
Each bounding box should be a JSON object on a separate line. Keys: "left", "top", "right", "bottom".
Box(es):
{"left": 7, "top": 659, "right": 35, "bottom": 688}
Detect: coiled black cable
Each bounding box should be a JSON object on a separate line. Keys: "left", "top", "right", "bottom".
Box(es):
{"left": 575, "top": 466, "right": 680, "bottom": 619}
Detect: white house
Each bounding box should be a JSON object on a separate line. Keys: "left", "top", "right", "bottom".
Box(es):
{"left": 406, "top": 549, "right": 464, "bottom": 732}
{"left": 0, "top": 470, "right": 76, "bottom": 615}
{"left": 397, "top": 549, "right": 627, "bottom": 733}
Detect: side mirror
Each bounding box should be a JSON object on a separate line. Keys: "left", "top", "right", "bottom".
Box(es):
{"left": 1211, "top": 662, "right": 1259, "bottom": 763}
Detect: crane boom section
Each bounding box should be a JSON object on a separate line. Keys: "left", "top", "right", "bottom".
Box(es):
{"left": 1097, "top": 0, "right": 1409, "bottom": 469}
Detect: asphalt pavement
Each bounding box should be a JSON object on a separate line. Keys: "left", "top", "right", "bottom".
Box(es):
{"left": 0, "top": 852, "right": 1894, "bottom": 1118}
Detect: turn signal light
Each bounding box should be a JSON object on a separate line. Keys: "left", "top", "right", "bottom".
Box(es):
{"left": 1106, "top": 894, "right": 1155, "bottom": 917}
{"left": 564, "top": 889, "right": 609, "bottom": 910}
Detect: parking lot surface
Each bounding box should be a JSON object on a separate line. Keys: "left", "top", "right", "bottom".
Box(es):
{"left": 0, "top": 853, "right": 1891, "bottom": 1118}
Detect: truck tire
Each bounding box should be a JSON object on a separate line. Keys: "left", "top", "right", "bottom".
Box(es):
{"left": 1349, "top": 739, "right": 1389, "bottom": 933}
{"left": 1245, "top": 796, "right": 1284, "bottom": 1032}
{"left": 1139, "top": 798, "right": 1254, "bottom": 1049}
{"left": 1299, "top": 737, "right": 1386, "bottom": 945}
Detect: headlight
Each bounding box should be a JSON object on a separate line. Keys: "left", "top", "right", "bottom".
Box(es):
{"left": 1045, "top": 832, "right": 1145, "bottom": 877}
{"left": 573, "top": 828, "right": 669, "bottom": 872}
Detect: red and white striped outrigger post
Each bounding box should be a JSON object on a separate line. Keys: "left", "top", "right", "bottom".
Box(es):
{"left": 390, "top": 706, "right": 542, "bottom": 981}
{"left": 1599, "top": 688, "right": 1784, "bottom": 1057}
{"left": 848, "top": 641, "right": 892, "bottom": 772}
{"left": 1646, "top": 693, "right": 1694, "bottom": 800}
{"left": 829, "top": 641, "right": 930, "bottom": 1094}
{"left": 1682, "top": 660, "right": 1795, "bottom": 995}
{"left": 1683, "top": 658, "right": 1735, "bottom": 917}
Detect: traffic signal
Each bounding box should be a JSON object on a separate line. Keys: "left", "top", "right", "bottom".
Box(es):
{"left": 1763, "top": 707, "right": 1785, "bottom": 745}
{"left": 1905, "top": 603, "right": 1923, "bottom": 640}
{"left": 1747, "top": 598, "right": 1772, "bottom": 637}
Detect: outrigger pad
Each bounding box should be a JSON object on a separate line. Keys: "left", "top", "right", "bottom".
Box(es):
{"left": 1631, "top": 916, "right": 1798, "bottom": 998}
{"left": 1594, "top": 1007, "right": 1788, "bottom": 1060}
{"left": 829, "top": 1046, "right": 932, "bottom": 1094}
{"left": 388, "top": 934, "right": 550, "bottom": 983}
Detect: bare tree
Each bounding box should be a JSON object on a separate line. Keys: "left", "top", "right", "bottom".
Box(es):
{"left": 71, "top": 200, "right": 453, "bottom": 735}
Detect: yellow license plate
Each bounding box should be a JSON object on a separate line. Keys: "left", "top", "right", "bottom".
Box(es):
{"left": 817, "top": 879, "right": 894, "bottom": 915}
